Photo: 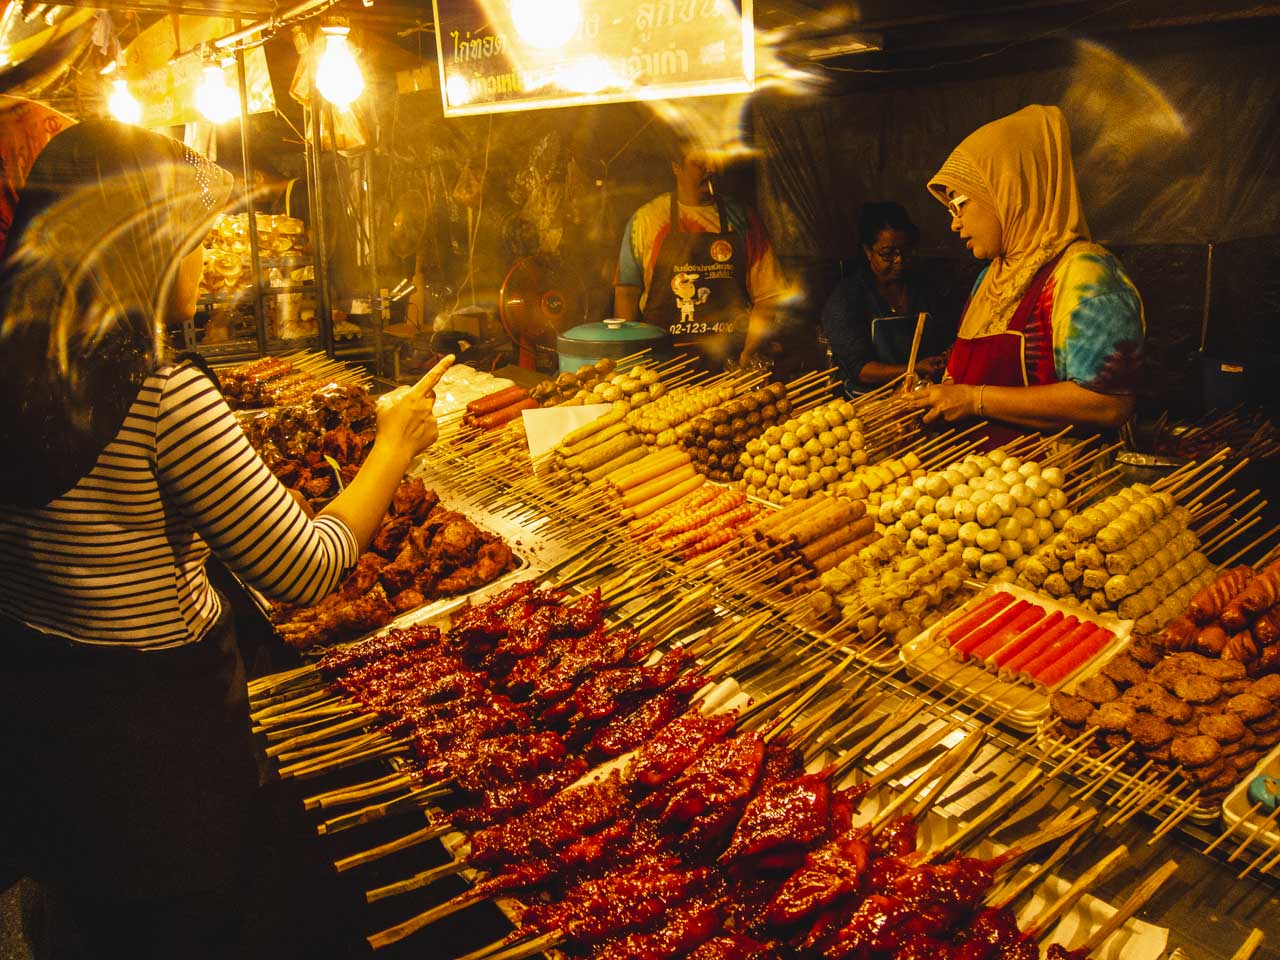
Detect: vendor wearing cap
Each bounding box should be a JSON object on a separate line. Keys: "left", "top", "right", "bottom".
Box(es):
{"left": 613, "top": 138, "right": 787, "bottom": 371}
{"left": 907, "top": 105, "right": 1144, "bottom": 444}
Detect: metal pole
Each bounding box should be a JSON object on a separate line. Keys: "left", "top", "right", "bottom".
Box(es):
{"left": 307, "top": 92, "right": 336, "bottom": 358}
{"left": 234, "top": 25, "right": 268, "bottom": 357}
{"left": 365, "top": 147, "right": 385, "bottom": 377}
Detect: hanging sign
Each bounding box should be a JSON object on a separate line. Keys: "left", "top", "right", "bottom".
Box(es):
{"left": 431, "top": 0, "right": 754, "bottom": 116}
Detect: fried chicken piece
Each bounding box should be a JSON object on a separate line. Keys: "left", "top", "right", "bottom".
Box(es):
{"left": 433, "top": 518, "right": 483, "bottom": 566}
{"left": 302, "top": 474, "right": 333, "bottom": 499}
{"left": 1227, "top": 694, "right": 1273, "bottom": 723}
{"left": 1075, "top": 675, "right": 1121, "bottom": 706}
{"left": 1127, "top": 714, "right": 1175, "bottom": 750}
{"left": 1050, "top": 692, "right": 1094, "bottom": 728}
{"left": 390, "top": 588, "right": 425, "bottom": 613}
{"left": 436, "top": 540, "right": 515, "bottom": 594}
{"left": 371, "top": 515, "right": 414, "bottom": 557}
{"left": 1170, "top": 735, "right": 1221, "bottom": 768}
{"left": 320, "top": 425, "right": 358, "bottom": 463}
{"left": 391, "top": 478, "right": 428, "bottom": 517}
{"left": 379, "top": 538, "right": 424, "bottom": 595}
{"left": 342, "top": 553, "right": 388, "bottom": 598}
{"left": 1173, "top": 674, "right": 1223, "bottom": 705}
{"left": 1224, "top": 679, "right": 1251, "bottom": 696}
{"left": 1101, "top": 652, "right": 1146, "bottom": 687}
{"left": 1198, "top": 714, "right": 1247, "bottom": 743}
{"left": 276, "top": 585, "right": 395, "bottom": 649}
{"left": 1090, "top": 701, "right": 1136, "bottom": 732}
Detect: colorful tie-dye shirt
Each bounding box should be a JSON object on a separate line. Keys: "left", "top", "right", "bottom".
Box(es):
{"left": 615, "top": 193, "right": 787, "bottom": 311}
{"left": 970, "top": 242, "right": 1144, "bottom": 394}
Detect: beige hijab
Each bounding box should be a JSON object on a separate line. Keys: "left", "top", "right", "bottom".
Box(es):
{"left": 928, "top": 104, "right": 1090, "bottom": 338}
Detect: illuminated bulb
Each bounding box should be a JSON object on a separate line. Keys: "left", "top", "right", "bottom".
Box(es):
{"left": 510, "top": 0, "right": 579, "bottom": 49}
{"left": 316, "top": 29, "right": 364, "bottom": 107}
{"left": 107, "top": 78, "right": 141, "bottom": 124}
{"left": 196, "top": 61, "right": 237, "bottom": 123}
{"left": 445, "top": 74, "right": 472, "bottom": 107}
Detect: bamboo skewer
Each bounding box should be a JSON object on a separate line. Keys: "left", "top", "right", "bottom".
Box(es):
{"left": 334, "top": 820, "right": 455, "bottom": 872}
{"left": 1026, "top": 844, "right": 1128, "bottom": 942}
{"left": 1074, "top": 858, "right": 1178, "bottom": 955}
{"left": 1231, "top": 929, "right": 1266, "bottom": 960}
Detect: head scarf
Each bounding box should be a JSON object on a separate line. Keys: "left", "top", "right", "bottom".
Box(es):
{"left": 0, "top": 119, "right": 231, "bottom": 506}
{"left": 927, "top": 104, "right": 1090, "bottom": 338}
{"left": 0, "top": 95, "right": 75, "bottom": 259}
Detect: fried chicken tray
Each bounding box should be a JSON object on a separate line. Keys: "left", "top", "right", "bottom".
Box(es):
{"left": 244, "top": 479, "right": 530, "bottom": 654}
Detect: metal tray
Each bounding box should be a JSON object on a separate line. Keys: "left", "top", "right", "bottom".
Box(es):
{"left": 899, "top": 583, "right": 1133, "bottom": 733}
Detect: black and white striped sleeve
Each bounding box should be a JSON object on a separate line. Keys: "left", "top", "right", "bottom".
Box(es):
{"left": 153, "top": 365, "right": 359, "bottom": 606}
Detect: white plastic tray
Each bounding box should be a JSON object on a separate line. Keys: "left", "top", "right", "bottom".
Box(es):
{"left": 900, "top": 582, "right": 1132, "bottom": 733}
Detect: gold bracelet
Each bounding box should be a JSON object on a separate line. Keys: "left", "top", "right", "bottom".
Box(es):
{"left": 977, "top": 385, "right": 986, "bottom": 418}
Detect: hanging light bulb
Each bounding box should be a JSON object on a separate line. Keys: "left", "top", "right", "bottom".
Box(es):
{"left": 510, "top": 0, "right": 579, "bottom": 49}
{"left": 107, "top": 78, "right": 142, "bottom": 124}
{"left": 316, "top": 25, "right": 364, "bottom": 107}
{"left": 196, "top": 59, "right": 237, "bottom": 124}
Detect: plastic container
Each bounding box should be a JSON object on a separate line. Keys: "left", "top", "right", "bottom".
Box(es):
{"left": 900, "top": 583, "right": 1132, "bottom": 732}
{"left": 556, "top": 318, "right": 670, "bottom": 374}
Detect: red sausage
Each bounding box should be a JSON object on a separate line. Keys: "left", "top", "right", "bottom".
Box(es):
{"left": 956, "top": 606, "right": 1045, "bottom": 659}
{"left": 1035, "top": 625, "right": 1115, "bottom": 688}
{"left": 972, "top": 610, "right": 1064, "bottom": 663}
{"left": 475, "top": 396, "right": 539, "bottom": 429}
{"left": 994, "top": 614, "right": 1079, "bottom": 670}
{"left": 940, "top": 593, "right": 1019, "bottom": 649}
{"left": 466, "top": 385, "right": 529, "bottom": 416}
{"left": 1022, "top": 623, "right": 1113, "bottom": 683}
{"left": 1003, "top": 618, "right": 1095, "bottom": 676}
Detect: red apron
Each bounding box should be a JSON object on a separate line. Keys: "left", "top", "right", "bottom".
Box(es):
{"left": 946, "top": 250, "right": 1066, "bottom": 448}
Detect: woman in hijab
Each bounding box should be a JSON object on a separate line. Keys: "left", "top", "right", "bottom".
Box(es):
{"left": 907, "top": 105, "right": 1144, "bottom": 443}
{"left": 0, "top": 120, "right": 450, "bottom": 958}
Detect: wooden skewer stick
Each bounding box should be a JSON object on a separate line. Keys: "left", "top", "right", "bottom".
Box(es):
{"left": 266, "top": 713, "right": 381, "bottom": 758}
{"left": 334, "top": 819, "right": 454, "bottom": 872}
{"left": 1202, "top": 800, "right": 1263, "bottom": 855}
{"left": 366, "top": 858, "right": 469, "bottom": 903}
{"left": 316, "top": 782, "right": 452, "bottom": 836}
{"left": 1074, "top": 858, "right": 1178, "bottom": 955}
{"left": 1219, "top": 520, "right": 1280, "bottom": 569}
{"left": 1027, "top": 844, "right": 1129, "bottom": 942}
{"left": 1148, "top": 788, "right": 1203, "bottom": 843}
{"left": 366, "top": 888, "right": 493, "bottom": 949}
{"left": 991, "top": 811, "right": 1096, "bottom": 908}
{"left": 1107, "top": 765, "right": 1185, "bottom": 829}
{"left": 1070, "top": 740, "right": 1134, "bottom": 804}
{"left": 1230, "top": 929, "right": 1266, "bottom": 960}
{"left": 450, "top": 931, "right": 563, "bottom": 960}
{"left": 304, "top": 771, "right": 417, "bottom": 811}
{"left": 1224, "top": 801, "right": 1280, "bottom": 862}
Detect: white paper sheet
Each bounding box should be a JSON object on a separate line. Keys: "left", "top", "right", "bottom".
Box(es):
{"left": 522, "top": 404, "right": 612, "bottom": 461}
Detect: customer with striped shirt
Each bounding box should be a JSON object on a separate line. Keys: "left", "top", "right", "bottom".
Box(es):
{"left": 0, "top": 120, "right": 450, "bottom": 958}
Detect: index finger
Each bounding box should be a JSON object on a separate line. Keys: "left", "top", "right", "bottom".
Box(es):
{"left": 411, "top": 354, "right": 456, "bottom": 396}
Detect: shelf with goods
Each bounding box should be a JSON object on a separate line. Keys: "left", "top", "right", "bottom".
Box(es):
{"left": 242, "top": 354, "right": 1280, "bottom": 960}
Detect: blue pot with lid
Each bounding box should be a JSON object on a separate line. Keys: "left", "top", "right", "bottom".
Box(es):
{"left": 556, "top": 318, "right": 671, "bottom": 374}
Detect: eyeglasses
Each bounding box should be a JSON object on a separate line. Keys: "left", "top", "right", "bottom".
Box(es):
{"left": 946, "top": 194, "right": 969, "bottom": 219}
{"left": 871, "top": 247, "right": 912, "bottom": 263}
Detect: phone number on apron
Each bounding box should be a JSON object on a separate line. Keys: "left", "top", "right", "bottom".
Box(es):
{"left": 670, "top": 321, "right": 737, "bottom": 336}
